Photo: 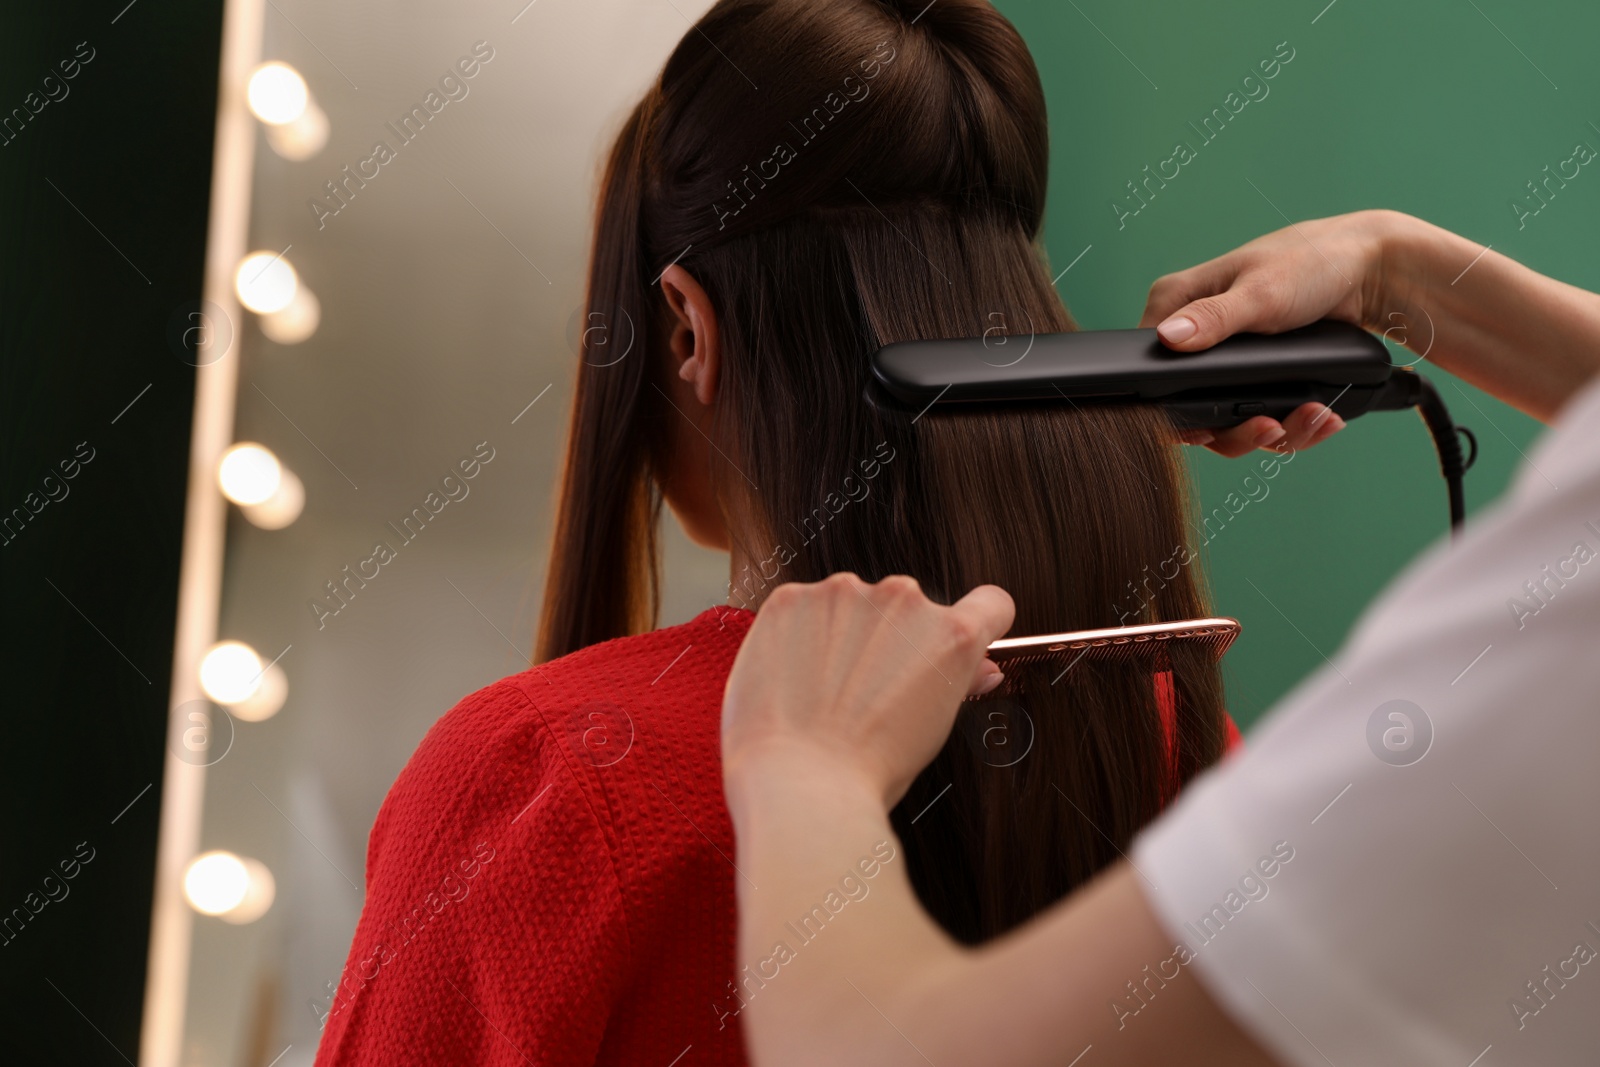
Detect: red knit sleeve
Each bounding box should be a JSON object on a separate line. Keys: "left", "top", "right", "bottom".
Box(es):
{"left": 314, "top": 681, "right": 633, "bottom": 1066}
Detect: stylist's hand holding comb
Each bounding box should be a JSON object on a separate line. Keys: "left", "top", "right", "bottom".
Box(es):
{"left": 721, "top": 573, "right": 1013, "bottom": 808}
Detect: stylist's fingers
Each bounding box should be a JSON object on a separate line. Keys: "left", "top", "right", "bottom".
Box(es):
{"left": 950, "top": 583, "right": 1015, "bottom": 647}
{"left": 1138, "top": 257, "right": 1242, "bottom": 330}
{"left": 1280, "top": 401, "right": 1346, "bottom": 450}
{"left": 1152, "top": 285, "right": 1285, "bottom": 351}
{"left": 948, "top": 584, "right": 1015, "bottom": 696}
{"left": 1140, "top": 252, "right": 1305, "bottom": 350}
{"left": 1185, "top": 403, "right": 1346, "bottom": 458}
{"left": 1198, "top": 415, "right": 1287, "bottom": 458}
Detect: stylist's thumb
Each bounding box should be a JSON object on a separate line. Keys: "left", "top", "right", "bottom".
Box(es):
{"left": 950, "top": 584, "right": 1016, "bottom": 697}
{"left": 1152, "top": 292, "right": 1254, "bottom": 352}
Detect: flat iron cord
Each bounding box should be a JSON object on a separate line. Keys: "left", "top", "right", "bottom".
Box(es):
{"left": 1377, "top": 372, "right": 1474, "bottom": 535}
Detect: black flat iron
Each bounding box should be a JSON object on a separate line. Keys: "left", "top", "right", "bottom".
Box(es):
{"left": 869, "top": 320, "right": 1476, "bottom": 532}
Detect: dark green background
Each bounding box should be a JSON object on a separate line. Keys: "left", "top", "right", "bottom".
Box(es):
{"left": 999, "top": 0, "right": 1594, "bottom": 726}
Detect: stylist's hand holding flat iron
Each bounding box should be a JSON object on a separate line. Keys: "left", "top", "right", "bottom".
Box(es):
{"left": 1143, "top": 208, "right": 1600, "bottom": 455}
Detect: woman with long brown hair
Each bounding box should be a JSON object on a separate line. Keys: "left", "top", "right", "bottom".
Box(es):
{"left": 314, "top": 1, "right": 1317, "bottom": 1063}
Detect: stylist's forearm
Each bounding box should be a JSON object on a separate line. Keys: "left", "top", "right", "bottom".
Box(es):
{"left": 1379, "top": 211, "right": 1600, "bottom": 421}
{"left": 729, "top": 748, "right": 1273, "bottom": 1067}
{"left": 724, "top": 746, "right": 962, "bottom": 1067}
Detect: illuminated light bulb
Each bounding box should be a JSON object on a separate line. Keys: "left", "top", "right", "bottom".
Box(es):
{"left": 184, "top": 852, "right": 275, "bottom": 923}
{"left": 223, "top": 858, "right": 276, "bottom": 923}
{"left": 184, "top": 851, "right": 248, "bottom": 914}
{"left": 199, "top": 641, "right": 264, "bottom": 704}
{"left": 234, "top": 252, "right": 299, "bottom": 314}
{"left": 230, "top": 662, "right": 288, "bottom": 722}
{"left": 265, "top": 100, "right": 329, "bottom": 161}
{"left": 241, "top": 468, "right": 304, "bottom": 530}
{"left": 218, "top": 443, "right": 282, "bottom": 505}
{"left": 247, "top": 62, "right": 309, "bottom": 125}
{"left": 258, "top": 284, "right": 320, "bottom": 344}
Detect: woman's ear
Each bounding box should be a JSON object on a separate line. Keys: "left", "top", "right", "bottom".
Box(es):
{"left": 659, "top": 264, "right": 720, "bottom": 406}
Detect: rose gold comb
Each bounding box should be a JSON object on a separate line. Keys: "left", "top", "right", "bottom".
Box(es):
{"left": 968, "top": 616, "right": 1241, "bottom": 700}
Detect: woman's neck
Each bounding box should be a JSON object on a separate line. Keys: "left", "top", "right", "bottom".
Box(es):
{"left": 725, "top": 538, "right": 778, "bottom": 613}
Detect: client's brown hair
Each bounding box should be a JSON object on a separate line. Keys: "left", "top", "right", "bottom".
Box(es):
{"left": 538, "top": 0, "right": 1227, "bottom": 943}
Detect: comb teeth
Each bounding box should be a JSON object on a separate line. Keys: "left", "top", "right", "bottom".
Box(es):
{"left": 965, "top": 619, "right": 1239, "bottom": 702}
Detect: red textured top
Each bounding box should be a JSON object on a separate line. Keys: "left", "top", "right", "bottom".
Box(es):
{"left": 314, "top": 605, "right": 1241, "bottom": 1067}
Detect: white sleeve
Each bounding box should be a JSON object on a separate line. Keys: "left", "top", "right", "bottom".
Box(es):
{"left": 1132, "top": 373, "right": 1600, "bottom": 1067}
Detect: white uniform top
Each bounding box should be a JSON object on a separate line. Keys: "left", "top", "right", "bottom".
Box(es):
{"left": 1134, "top": 372, "right": 1600, "bottom": 1066}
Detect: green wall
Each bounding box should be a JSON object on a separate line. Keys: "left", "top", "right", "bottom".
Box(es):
{"left": 997, "top": 0, "right": 1599, "bottom": 726}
